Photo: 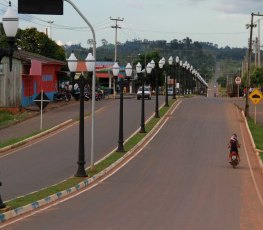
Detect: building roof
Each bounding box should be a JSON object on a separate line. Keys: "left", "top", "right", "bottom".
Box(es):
{"left": 13, "top": 49, "right": 66, "bottom": 66}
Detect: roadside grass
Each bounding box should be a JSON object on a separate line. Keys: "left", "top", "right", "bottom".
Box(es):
{"left": 0, "top": 111, "right": 28, "bottom": 129}
{"left": 2, "top": 99, "right": 176, "bottom": 212}
{"left": 247, "top": 117, "right": 263, "bottom": 161}
{"left": 0, "top": 131, "right": 41, "bottom": 148}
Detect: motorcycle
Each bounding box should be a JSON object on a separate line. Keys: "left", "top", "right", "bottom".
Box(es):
{"left": 71, "top": 91, "right": 89, "bottom": 101}
{"left": 53, "top": 91, "right": 71, "bottom": 102}
{"left": 229, "top": 151, "right": 239, "bottom": 168}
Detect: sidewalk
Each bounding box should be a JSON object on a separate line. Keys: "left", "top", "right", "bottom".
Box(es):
{"left": 0, "top": 100, "right": 79, "bottom": 145}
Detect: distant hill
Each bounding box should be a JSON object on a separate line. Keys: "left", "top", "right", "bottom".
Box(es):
{"left": 64, "top": 37, "right": 247, "bottom": 82}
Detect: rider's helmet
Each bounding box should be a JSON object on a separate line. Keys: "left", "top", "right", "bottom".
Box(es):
{"left": 231, "top": 133, "right": 237, "bottom": 141}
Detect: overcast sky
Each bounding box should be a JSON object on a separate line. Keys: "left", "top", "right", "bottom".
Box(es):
{"left": 1, "top": 0, "right": 263, "bottom": 49}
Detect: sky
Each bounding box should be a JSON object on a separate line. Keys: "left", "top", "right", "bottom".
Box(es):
{"left": 1, "top": 0, "right": 263, "bottom": 49}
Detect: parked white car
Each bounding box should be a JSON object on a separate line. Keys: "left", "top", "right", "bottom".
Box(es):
{"left": 137, "top": 86, "right": 152, "bottom": 100}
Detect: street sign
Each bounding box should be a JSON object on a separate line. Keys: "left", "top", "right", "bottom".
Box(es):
{"left": 235, "top": 76, "right": 242, "bottom": 85}
{"left": 34, "top": 92, "right": 50, "bottom": 110}
{"left": 18, "top": 0, "right": 63, "bottom": 15}
{"left": 249, "top": 88, "right": 263, "bottom": 105}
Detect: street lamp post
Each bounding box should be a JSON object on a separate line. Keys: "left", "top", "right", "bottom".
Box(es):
{"left": 112, "top": 63, "right": 124, "bottom": 152}
{"left": 151, "top": 60, "right": 160, "bottom": 118}
{"left": 179, "top": 60, "right": 182, "bottom": 95}
{"left": 0, "top": 1, "right": 19, "bottom": 72}
{"left": 0, "top": 181, "right": 5, "bottom": 209}
{"left": 175, "top": 56, "right": 180, "bottom": 99}
{"left": 168, "top": 56, "right": 174, "bottom": 100}
{"left": 138, "top": 62, "right": 152, "bottom": 133}
{"left": 136, "top": 62, "right": 145, "bottom": 133}
{"left": 159, "top": 57, "right": 168, "bottom": 107}
{"left": 67, "top": 52, "right": 95, "bottom": 177}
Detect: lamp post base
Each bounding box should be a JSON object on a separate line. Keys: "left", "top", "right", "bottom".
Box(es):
{"left": 117, "top": 144, "right": 125, "bottom": 152}
{"left": 0, "top": 197, "right": 5, "bottom": 209}
{"left": 140, "top": 125, "right": 146, "bottom": 133}
{"left": 75, "top": 162, "right": 87, "bottom": 177}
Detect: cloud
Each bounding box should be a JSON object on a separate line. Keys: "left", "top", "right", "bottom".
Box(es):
{"left": 215, "top": 0, "right": 263, "bottom": 14}
{"left": 56, "top": 40, "right": 63, "bottom": 46}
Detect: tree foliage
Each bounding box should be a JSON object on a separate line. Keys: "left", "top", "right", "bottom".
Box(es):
{"left": 16, "top": 27, "right": 65, "bottom": 61}
{"left": 251, "top": 67, "right": 263, "bottom": 87}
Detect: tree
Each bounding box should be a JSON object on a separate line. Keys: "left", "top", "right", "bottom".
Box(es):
{"left": 101, "top": 38, "right": 108, "bottom": 46}
{"left": 251, "top": 67, "right": 263, "bottom": 87}
{"left": 16, "top": 27, "right": 65, "bottom": 61}
{"left": 0, "top": 23, "right": 8, "bottom": 48}
{"left": 217, "top": 76, "right": 227, "bottom": 87}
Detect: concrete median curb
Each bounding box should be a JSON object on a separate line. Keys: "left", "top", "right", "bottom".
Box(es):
{"left": 0, "top": 100, "right": 180, "bottom": 224}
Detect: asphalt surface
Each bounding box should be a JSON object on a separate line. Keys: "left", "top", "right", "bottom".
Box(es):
{"left": 3, "top": 97, "right": 263, "bottom": 229}
{"left": 0, "top": 96, "right": 166, "bottom": 200}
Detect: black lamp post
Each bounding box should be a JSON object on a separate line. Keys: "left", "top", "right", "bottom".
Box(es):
{"left": 179, "top": 60, "right": 182, "bottom": 95}
{"left": 183, "top": 61, "right": 189, "bottom": 95}
{"left": 67, "top": 52, "right": 95, "bottom": 177}
{"left": 136, "top": 62, "right": 144, "bottom": 132}
{"left": 168, "top": 56, "right": 174, "bottom": 100}
{"left": 175, "top": 56, "right": 180, "bottom": 99}
{"left": 112, "top": 62, "right": 123, "bottom": 152}
{"left": 150, "top": 60, "right": 160, "bottom": 118}
{"left": 0, "top": 1, "right": 18, "bottom": 72}
{"left": 159, "top": 58, "right": 168, "bottom": 107}
{"left": 136, "top": 62, "right": 152, "bottom": 133}
{"left": 0, "top": 182, "right": 5, "bottom": 209}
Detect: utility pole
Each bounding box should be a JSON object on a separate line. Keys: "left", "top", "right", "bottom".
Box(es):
{"left": 110, "top": 17, "right": 124, "bottom": 97}
{"left": 110, "top": 17, "right": 124, "bottom": 62}
{"left": 258, "top": 19, "right": 261, "bottom": 67}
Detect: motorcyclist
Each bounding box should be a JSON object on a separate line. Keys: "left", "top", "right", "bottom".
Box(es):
{"left": 228, "top": 133, "right": 240, "bottom": 162}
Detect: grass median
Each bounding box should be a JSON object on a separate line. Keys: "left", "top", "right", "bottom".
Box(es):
{"left": 2, "top": 99, "right": 176, "bottom": 212}
{"left": 247, "top": 117, "right": 263, "bottom": 161}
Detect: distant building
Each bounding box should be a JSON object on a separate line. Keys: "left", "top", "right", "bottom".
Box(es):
{"left": 0, "top": 50, "right": 66, "bottom": 108}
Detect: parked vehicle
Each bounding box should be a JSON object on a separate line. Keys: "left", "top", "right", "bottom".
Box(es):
{"left": 168, "top": 87, "right": 174, "bottom": 96}
{"left": 137, "top": 86, "right": 152, "bottom": 100}
{"left": 53, "top": 91, "right": 71, "bottom": 102}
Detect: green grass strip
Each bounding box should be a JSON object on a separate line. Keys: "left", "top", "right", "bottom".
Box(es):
{"left": 2, "top": 99, "right": 176, "bottom": 212}
{"left": 247, "top": 117, "right": 263, "bottom": 161}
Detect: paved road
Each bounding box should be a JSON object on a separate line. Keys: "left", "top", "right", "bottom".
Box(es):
{"left": 4, "top": 97, "right": 263, "bottom": 229}
{"left": 0, "top": 96, "right": 165, "bottom": 200}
